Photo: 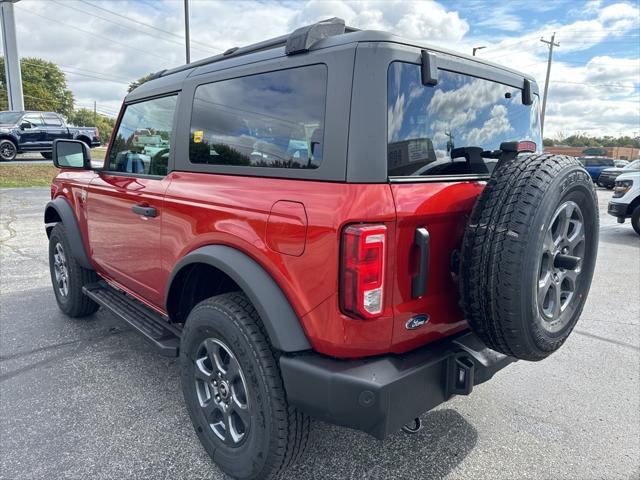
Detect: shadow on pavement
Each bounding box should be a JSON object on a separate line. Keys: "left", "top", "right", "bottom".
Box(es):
{"left": 285, "top": 409, "right": 477, "bottom": 480}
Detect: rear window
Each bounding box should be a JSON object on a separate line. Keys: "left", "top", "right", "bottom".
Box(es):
{"left": 43, "top": 114, "right": 63, "bottom": 126}
{"left": 387, "top": 62, "right": 541, "bottom": 177}
{"left": 189, "top": 65, "right": 327, "bottom": 169}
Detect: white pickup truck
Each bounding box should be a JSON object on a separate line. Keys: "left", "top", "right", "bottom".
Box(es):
{"left": 608, "top": 169, "right": 640, "bottom": 235}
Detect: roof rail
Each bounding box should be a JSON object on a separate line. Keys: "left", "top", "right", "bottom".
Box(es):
{"left": 156, "top": 17, "right": 356, "bottom": 79}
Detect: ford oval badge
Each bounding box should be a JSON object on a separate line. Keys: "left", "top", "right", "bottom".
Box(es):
{"left": 406, "top": 314, "right": 429, "bottom": 330}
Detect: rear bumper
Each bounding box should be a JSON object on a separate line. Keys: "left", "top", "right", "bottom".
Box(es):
{"left": 280, "top": 332, "right": 514, "bottom": 439}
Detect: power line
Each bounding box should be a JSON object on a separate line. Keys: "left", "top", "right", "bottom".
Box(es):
{"left": 49, "top": 0, "right": 215, "bottom": 56}
{"left": 16, "top": 6, "right": 169, "bottom": 62}
{"left": 20, "top": 60, "right": 130, "bottom": 85}
{"left": 78, "top": 0, "right": 219, "bottom": 52}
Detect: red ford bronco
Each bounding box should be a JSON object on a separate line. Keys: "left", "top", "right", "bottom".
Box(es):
{"left": 45, "top": 18, "right": 598, "bottom": 480}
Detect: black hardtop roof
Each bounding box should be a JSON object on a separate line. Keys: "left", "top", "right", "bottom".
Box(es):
{"left": 127, "top": 17, "right": 537, "bottom": 101}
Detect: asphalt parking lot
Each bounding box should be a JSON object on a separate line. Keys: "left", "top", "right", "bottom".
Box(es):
{"left": 1, "top": 187, "right": 638, "bottom": 480}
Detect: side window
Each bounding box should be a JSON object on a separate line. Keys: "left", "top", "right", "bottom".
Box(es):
{"left": 189, "top": 65, "right": 327, "bottom": 169}
{"left": 43, "top": 114, "right": 63, "bottom": 126}
{"left": 108, "top": 95, "right": 177, "bottom": 176}
{"left": 23, "top": 114, "right": 44, "bottom": 127}
{"left": 387, "top": 62, "right": 542, "bottom": 177}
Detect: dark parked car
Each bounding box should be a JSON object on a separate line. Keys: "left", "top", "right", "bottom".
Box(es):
{"left": 44, "top": 18, "right": 598, "bottom": 480}
{"left": 597, "top": 159, "right": 640, "bottom": 189}
{"left": 577, "top": 156, "right": 615, "bottom": 182}
{"left": 0, "top": 111, "right": 100, "bottom": 161}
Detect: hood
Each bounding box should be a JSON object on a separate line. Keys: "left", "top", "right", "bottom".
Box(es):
{"left": 615, "top": 171, "right": 640, "bottom": 182}
{"left": 601, "top": 167, "right": 625, "bottom": 174}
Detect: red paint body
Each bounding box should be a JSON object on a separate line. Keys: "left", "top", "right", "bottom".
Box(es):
{"left": 52, "top": 169, "right": 485, "bottom": 358}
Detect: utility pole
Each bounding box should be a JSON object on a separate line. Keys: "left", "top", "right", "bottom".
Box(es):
{"left": 184, "top": 0, "right": 190, "bottom": 64}
{"left": 1, "top": 0, "right": 24, "bottom": 111}
{"left": 472, "top": 46, "right": 486, "bottom": 56}
{"left": 93, "top": 101, "right": 97, "bottom": 125}
{"left": 540, "top": 33, "right": 559, "bottom": 134}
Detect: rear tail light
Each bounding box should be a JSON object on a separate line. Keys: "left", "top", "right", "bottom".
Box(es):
{"left": 95, "top": 128, "right": 100, "bottom": 139}
{"left": 340, "top": 224, "right": 387, "bottom": 319}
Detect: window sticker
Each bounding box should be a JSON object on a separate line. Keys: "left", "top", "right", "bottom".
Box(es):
{"left": 193, "top": 130, "right": 204, "bottom": 143}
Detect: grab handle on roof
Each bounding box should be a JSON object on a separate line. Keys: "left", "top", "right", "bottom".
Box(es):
{"left": 285, "top": 17, "right": 346, "bottom": 55}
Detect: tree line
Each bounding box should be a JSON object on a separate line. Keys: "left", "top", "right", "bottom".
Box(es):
{"left": 544, "top": 135, "right": 639, "bottom": 148}
{"left": 0, "top": 57, "right": 124, "bottom": 142}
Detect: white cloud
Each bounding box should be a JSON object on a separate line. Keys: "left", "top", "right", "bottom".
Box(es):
{"left": 1, "top": 0, "right": 637, "bottom": 138}
{"left": 465, "top": 104, "right": 513, "bottom": 145}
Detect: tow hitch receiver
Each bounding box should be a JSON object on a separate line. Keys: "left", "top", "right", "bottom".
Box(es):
{"left": 446, "top": 353, "right": 475, "bottom": 396}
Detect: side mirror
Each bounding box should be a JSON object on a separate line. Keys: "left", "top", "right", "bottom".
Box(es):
{"left": 19, "top": 121, "right": 31, "bottom": 130}
{"left": 52, "top": 139, "right": 92, "bottom": 169}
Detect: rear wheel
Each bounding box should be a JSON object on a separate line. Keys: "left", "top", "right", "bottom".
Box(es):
{"left": 632, "top": 206, "right": 640, "bottom": 236}
{"left": 180, "top": 293, "right": 310, "bottom": 480}
{"left": 460, "top": 154, "right": 598, "bottom": 361}
{"left": 0, "top": 139, "right": 17, "bottom": 161}
{"left": 48, "top": 224, "right": 99, "bottom": 317}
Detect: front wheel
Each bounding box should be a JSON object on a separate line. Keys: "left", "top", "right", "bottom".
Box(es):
{"left": 180, "top": 293, "right": 309, "bottom": 480}
{"left": 48, "top": 224, "right": 99, "bottom": 317}
{"left": 632, "top": 206, "right": 640, "bottom": 236}
{"left": 0, "top": 139, "right": 17, "bottom": 161}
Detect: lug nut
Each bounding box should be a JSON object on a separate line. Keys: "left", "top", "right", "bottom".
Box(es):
{"left": 213, "top": 380, "right": 218, "bottom": 386}
{"left": 215, "top": 395, "right": 220, "bottom": 401}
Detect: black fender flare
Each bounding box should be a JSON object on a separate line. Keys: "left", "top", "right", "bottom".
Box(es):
{"left": 0, "top": 134, "right": 19, "bottom": 147}
{"left": 167, "top": 245, "right": 311, "bottom": 352}
{"left": 44, "top": 197, "right": 93, "bottom": 270}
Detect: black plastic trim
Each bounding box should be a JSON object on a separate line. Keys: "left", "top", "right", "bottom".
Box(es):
{"left": 420, "top": 50, "right": 438, "bottom": 85}
{"left": 389, "top": 174, "right": 490, "bottom": 183}
{"left": 166, "top": 245, "right": 311, "bottom": 352}
{"left": 84, "top": 281, "right": 180, "bottom": 357}
{"left": 412, "top": 227, "right": 429, "bottom": 298}
{"left": 280, "top": 331, "right": 514, "bottom": 439}
{"left": 44, "top": 197, "right": 93, "bottom": 270}
{"left": 285, "top": 17, "right": 346, "bottom": 55}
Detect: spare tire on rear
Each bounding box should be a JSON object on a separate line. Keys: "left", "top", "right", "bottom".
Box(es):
{"left": 460, "top": 154, "right": 598, "bottom": 361}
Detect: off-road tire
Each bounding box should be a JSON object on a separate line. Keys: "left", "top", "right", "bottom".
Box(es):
{"left": 180, "top": 292, "right": 310, "bottom": 480}
{"left": 460, "top": 154, "right": 598, "bottom": 361}
{"left": 0, "top": 139, "right": 17, "bottom": 161}
{"left": 48, "top": 223, "right": 99, "bottom": 317}
{"left": 631, "top": 206, "right": 640, "bottom": 236}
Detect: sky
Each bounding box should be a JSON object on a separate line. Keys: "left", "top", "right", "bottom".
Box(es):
{"left": 2, "top": 0, "right": 639, "bottom": 138}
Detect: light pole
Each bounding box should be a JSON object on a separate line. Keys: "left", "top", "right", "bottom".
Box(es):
{"left": 472, "top": 46, "right": 486, "bottom": 56}
{"left": 540, "top": 33, "right": 559, "bottom": 134}
{"left": 184, "top": 0, "right": 190, "bottom": 64}
{"left": 1, "top": 0, "right": 24, "bottom": 111}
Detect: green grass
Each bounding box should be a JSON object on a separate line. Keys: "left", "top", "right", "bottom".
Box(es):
{"left": 0, "top": 148, "right": 106, "bottom": 188}
{"left": 0, "top": 164, "right": 59, "bottom": 188}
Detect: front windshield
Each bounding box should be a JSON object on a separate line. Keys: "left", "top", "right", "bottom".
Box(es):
{"left": 624, "top": 159, "right": 640, "bottom": 170}
{"left": 0, "top": 112, "right": 23, "bottom": 124}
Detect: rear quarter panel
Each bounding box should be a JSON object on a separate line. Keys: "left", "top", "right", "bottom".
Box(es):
{"left": 161, "top": 173, "right": 397, "bottom": 357}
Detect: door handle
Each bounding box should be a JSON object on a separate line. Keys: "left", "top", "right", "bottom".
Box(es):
{"left": 412, "top": 227, "right": 430, "bottom": 298}
{"left": 132, "top": 204, "right": 157, "bottom": 218}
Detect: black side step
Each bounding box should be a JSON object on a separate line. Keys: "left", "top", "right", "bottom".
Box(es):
{"left": 83, "top": 282, "right": 180, "bottom": 357}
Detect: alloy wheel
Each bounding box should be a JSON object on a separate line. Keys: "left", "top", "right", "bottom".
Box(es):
{"left": 194, "top": 338, "right": 250, "bottom": 446}
{"left": 53, "top": 242, "right": 69, "bottom": 298}
{"left": 537, "top": 201, "right": 586, "bottom": 332}
{"left": 0, "top": 142, "right": 16, "bottom": 161}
